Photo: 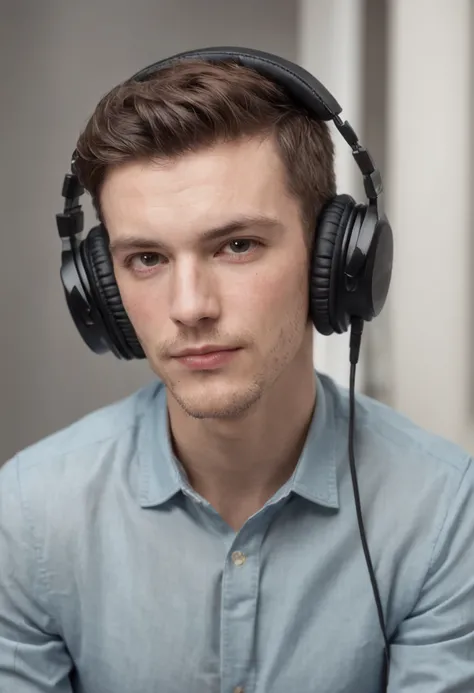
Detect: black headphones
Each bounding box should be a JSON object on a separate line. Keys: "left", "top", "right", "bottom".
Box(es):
{"left": 56, "top": 46, "right": 394, "bottom": 360}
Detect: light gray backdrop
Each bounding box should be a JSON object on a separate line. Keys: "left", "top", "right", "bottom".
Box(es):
{"left": 0, "top": 0, "right": 299, "bottom": 461}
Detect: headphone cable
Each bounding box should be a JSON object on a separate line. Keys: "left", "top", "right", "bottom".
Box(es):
{"left": 349, "top": 317, "right": 390, "bottom": 691}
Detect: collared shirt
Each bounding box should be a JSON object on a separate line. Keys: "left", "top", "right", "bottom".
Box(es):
{"left": 0, "top": 371, "right": 473, "bottom": 693}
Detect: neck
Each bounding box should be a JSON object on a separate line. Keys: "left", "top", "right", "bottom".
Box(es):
{"left": 166, "top": 339, "right": 316, "bottom": 529}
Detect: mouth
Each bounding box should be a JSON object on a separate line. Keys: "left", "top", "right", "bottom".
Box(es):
{"left": 172, "top": 346, "right": 241, "bottom": 371}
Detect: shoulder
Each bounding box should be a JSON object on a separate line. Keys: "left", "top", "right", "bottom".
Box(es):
{"left": 320, "top": 371, "right": 471, "bottom": 480}
{"left": 12, "top": 378, "right": 163, "bottom": 465}
{"left": 319, "top": 371, "right": 473, "bottom": 549}
{"left": 319, "top": 372, "right": 474, "bottom": 606}
{"left": 0, "top": 379, "right": 167, "bottom": 613}
{"left": 0, "top": 378, "right": 166, "bottom": 518}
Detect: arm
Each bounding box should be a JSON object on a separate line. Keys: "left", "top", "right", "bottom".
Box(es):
{"left": 0, "top": 456, "right": 74, "bottom": 692}
{"left": 388, "top": 459, "right": 474, "bottom": 692}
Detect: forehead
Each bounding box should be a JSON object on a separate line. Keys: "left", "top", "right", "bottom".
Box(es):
{"left": 100, "top": 136, "right": 297, "bottom": 239}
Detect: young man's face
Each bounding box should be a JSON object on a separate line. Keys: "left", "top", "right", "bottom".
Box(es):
{"left": 101, "top": 136, "right": 313, "bottom": 419}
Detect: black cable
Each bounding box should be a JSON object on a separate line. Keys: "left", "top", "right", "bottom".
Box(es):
{"left": 348, "top": 317, "right": 390, "bottom": 691}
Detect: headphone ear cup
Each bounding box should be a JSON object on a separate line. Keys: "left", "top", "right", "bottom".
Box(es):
{"left": 82, "top": 225, "right": 145, "bottom": 359}
{"left": 310, "top": 194, "right": 356, "bottom": 335}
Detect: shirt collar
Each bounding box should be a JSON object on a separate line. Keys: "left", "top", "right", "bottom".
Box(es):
{"left": 288, "top": 371, "right": 340, "bottom": 509}
{"left": 137, "top": 371, "right": 341, "bottom": 510}
{"left": 137, "top": 382, "right": 182, "bottom": 507}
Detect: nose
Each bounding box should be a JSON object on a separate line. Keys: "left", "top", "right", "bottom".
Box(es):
{"left": 168, "top": 257, "right": 220, "bottom": 327}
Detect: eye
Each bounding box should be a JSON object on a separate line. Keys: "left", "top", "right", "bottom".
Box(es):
{"left": 125, "top": 252, "right": 164, "bottom": 272}
{"left": 222, "top": 239, "right": 259, "bottom": 255}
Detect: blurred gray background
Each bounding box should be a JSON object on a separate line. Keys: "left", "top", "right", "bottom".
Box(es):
{"left": 1, "top": 0, "right": 473, "bottom": 462}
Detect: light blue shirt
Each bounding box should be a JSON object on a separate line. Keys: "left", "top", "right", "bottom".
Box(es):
{"left": 0, "top": 371, "right": 473, "bottom": 693}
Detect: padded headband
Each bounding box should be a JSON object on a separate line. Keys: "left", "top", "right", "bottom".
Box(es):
{"left": 128, "top": 46, "right": 342, "bottom": 122}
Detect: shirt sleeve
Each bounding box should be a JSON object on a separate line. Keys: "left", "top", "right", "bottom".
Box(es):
{"left": 0, "top": 456, "right": 74, "bottom": 692}
{"left": 388, "top": 458, "right": 474, "bottom": 692}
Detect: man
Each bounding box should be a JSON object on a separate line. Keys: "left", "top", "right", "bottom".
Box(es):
{"left": 0, "top": 48, "right": 473, "bottom": 693}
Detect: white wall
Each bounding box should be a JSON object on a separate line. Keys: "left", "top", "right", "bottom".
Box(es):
{"left": 386, "top": 0, "right": 474, "bottom": 448}
{"left": 0, "top": 0, "right": 299, "bottom": 461}
{"left": 300, "top": 0, "right": 474, "bottom": 452}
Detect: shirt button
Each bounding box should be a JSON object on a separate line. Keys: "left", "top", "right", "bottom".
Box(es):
{"left": 231, "top": 550, "right": 246, "bottom": 566}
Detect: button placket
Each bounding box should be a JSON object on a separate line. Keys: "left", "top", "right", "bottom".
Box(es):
{"left": 221, "top": 517, "right": 271, "bottom": 693}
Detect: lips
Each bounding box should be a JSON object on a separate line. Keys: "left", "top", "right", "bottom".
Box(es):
{"left": 172, "top": 346, "right": 240, "bottom": 370}
{"left": 171, "top": 346, "right": 236, "bottom": 358}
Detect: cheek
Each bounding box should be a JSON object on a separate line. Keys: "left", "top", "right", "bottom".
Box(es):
{"left": 116, "top": 278, "right": 166, "bottom": 335}
{"left": 231, "top": 257, "right": 309, "bottom": 325}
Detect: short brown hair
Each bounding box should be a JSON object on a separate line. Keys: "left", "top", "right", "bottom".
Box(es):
{"left": 74, "top": 59, "right": 336, "bottom": 234}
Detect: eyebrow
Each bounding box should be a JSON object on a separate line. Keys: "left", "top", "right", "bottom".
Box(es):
{"left": 108, "top": 214, "right": 282, "bottom": 256}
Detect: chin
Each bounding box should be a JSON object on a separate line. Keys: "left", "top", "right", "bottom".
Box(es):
{"left": 167, "top": 374, "right": 264, "bottom": 420}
